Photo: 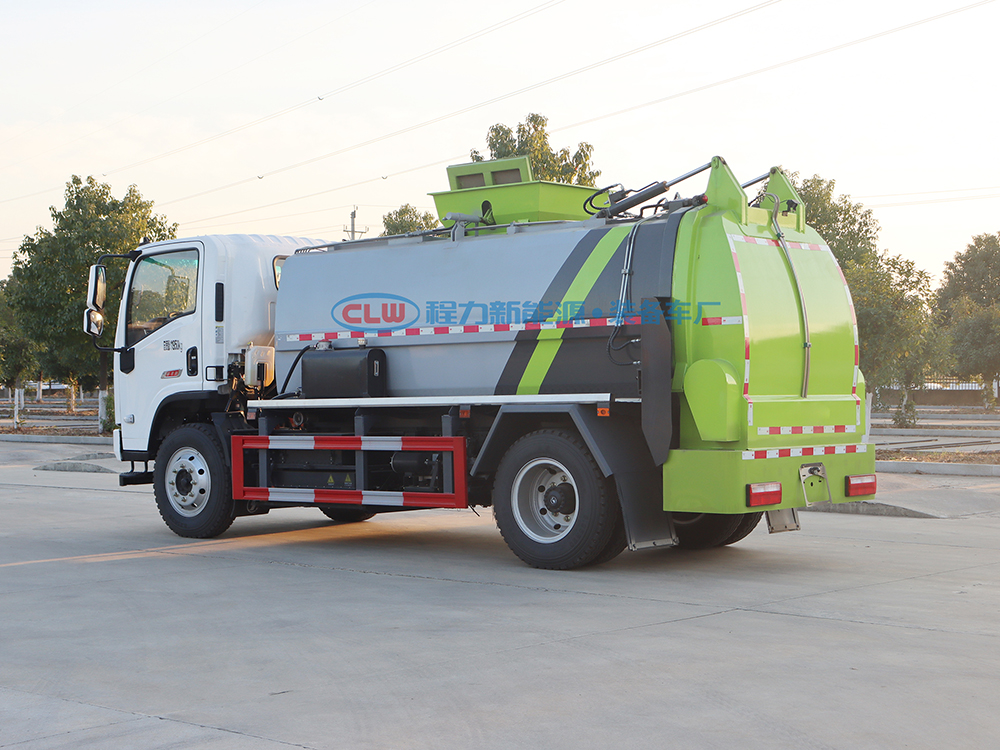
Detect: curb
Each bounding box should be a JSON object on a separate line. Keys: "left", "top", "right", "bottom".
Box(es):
{"left": 802, "top": 500, "right": 937, "bottom": 519}
{"left": 876, "top": 460, "right": 1000, "bottom": 477}
{"left": 872, "top": 428, "right": 1000, "bottom": 438}
{"left": 872, "top": 412, "right": 1000, "bottom": 422}
{"left": 33, "top": 461, "right": 117, "bottom": 474}
{"left": 0, "top": 434, "right": 112, "bottom": 446}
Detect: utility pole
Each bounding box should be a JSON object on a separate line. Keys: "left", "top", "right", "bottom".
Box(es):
{"left": 343, "top": 207, "right": 369, "bottom": 240}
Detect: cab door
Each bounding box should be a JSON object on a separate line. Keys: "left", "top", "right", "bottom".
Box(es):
{"left": 116, "top": 243, "right": 205, "bottom": 453}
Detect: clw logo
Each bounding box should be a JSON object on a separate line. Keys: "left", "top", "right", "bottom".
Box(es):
{"left": 331, "top": 293, "right": 420, "bottom": 331}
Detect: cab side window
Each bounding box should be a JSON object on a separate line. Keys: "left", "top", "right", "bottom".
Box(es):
{"left": 125, "top": 250, "right": 199, "bottom": 347}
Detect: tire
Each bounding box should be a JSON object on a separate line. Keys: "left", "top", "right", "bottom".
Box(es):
{"left": 590, "top": 513, "right": 628, "bottom": 566}
{"left": 719, "top": 512, "right": 763, "bottom": 546}
{"left": 492, "top": 429, "right": 623, "bottom": 569}
{"left": 671, "top": 512, "right": 743, "bottom": 550}
{"left": 318, "top": 506, "right": 376, "bottom": 523}
{"left": 154, "top": 424, "right": 235, "bottom": 538}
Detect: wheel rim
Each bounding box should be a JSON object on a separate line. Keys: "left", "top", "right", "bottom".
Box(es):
{"left": 510, "top": 458, "right": 579, "bottom": 544}
{"left": 164, "top": 446, "right": 212, "bottom": 517}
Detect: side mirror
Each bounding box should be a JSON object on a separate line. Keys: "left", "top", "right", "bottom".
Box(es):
{"left": 87, "top": 264, "right": 107, "bottom": 313}
{"left": 84, "top": 308, "right": 104, "bottom": 338}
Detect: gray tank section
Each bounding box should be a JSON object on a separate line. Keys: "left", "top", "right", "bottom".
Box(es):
{"left": 275, "top": 213, "right": 680, "bottom": 399}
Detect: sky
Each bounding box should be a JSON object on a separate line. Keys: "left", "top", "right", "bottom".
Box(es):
{"left": 1, "top": 0, "right": 997, "bottom": 284}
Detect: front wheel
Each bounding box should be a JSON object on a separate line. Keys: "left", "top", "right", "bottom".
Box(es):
{"left": 493, "top": 429, "right": 624, "bottom": 569}
{"left": 154, "top": 424, "right": 235, "bottom": 538}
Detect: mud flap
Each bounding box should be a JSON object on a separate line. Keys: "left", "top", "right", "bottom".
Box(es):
{"left": 571, "top": 405, "right": 677, "bottom": 550}
{"left": 766, "top": 508, "right": 800, "bottom": 533}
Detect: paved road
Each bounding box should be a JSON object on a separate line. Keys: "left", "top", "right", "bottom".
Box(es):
{"left": 2, "top": 443, "right": 999, "bottom": 749}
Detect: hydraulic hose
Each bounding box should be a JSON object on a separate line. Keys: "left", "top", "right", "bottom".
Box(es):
{"left": 277, "top": 344, "right": 313, "bottom": 397}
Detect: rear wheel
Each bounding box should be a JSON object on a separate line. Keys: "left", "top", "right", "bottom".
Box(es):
{"left": 671, "top": 512, "right": 743, "bottom": 550}
{"left": 318, "top": 506, "right": 376, "bottom": 523}
{"left": 154, "top": 424, "right": 235, "bottom": 538}
{"left": 719, "top": 512, "right": 763, "bottom": 546}
{"left": 493, "top": 429, "right": 624, "bottom": 569}
{"left": 590, "top": 514, "right": 628, "bottom": 565}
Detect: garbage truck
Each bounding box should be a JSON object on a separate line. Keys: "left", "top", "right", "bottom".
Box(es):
{"left": 84, "top": 155, "right": 876, "bottom": 569}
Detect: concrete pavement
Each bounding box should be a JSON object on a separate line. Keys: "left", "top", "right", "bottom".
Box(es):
{"left": 1, "top": 442, "right": 1000, "bottom": 748}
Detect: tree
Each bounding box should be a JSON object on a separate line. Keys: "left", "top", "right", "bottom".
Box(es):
{"left": 948, "top": 295, "right": 1000, "bottom": 407}
{"left": 793, "top": 175, "right": 880, "bottom": 266}
{"left": 381, "top": 204, "right": 438, "bottom": 236}
{"left": 470, "top": 113, "right": 600, "bottom": 186}
{"left": 937, "top": 232, "right": 1000, "bottom": 313}
{"left": 843, "top": 253, "right": 940, "bottom": 422}
{"left": 7, "top": 176, "right": 176, "bottom": 412}
{"left": 384, "top": 113, "right": 600, "bottom": 233}
{"left": 936, "top": 232, "right": 1000, "bottom": 406}
{"left": 0, "top": 279, "right": 40, "bottom": 427}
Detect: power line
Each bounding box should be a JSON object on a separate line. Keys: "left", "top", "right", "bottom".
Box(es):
{"left": 101, "top": 0, "right": 566, "bottom": 178}
{"left": 159, "top": 0, "right": 784, "bottom": 207}
{"left": 0, "top": 184, "right": 62, "bottom": 207}
{"left": 868, "top": 193, "right": 1000, "bottom": 208}
{"left": 550, "top": 0, "right": 996, "bottom": 133}
{"left": 176, "top": 0, "right": 993, "bottom": 228}
{"left": 0, "top": 0, "right": 559, "bottom": 206}
{"left": 175, "top": 155, "right": 459, "bottom": 225}
{"left": 181, "top": 203, "right": 418, "bottom": 231}
{"left": 859, "top": 185, "right": 1000, "bottom": 199}
{"left": 0, "top": 0, "right": 273, "bottom": 156}
{"left": 0, "top": 0, "right": 380, "bottom": 202}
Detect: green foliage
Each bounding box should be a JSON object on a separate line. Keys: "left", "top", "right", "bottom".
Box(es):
{"left": 0, "top": 280, "right": 40, "bottom": 388}
{"left": 844, "top": 252, "right": 938, "bottom": 400}
{"left": 948, "top": 296, "right": 1000, "bottom": 409}
{"left": 381, "top": 204, "right": 438, "bottom": 237}
{"left": 794, "top": 175, "right": 880, "bottom": 266}
{"left": 937, "top": 232, "right": 1000, "bottom": 313}
{"left": 7, "top": 176, "right": 176, "bottom": 388}
{"left": 100, "top": 390, "right": 116, "bottom": 434}
{"left": 385, "top": 113, "right": 601, "bottom": 234}
{"left": 935, "top": 232, "right": 1000, "bottom": 409}
{"left": 470, "top": 113, "right": 600, "bottom": 186}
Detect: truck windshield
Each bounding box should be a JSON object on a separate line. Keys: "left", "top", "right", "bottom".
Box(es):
{"left": 125, "top": 249, "right": 199, "bottom": 347}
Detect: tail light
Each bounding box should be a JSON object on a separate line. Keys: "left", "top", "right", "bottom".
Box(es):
{"left": 845, "top": 474, "right": 877, "bottom": 497}
{"left": 746, "top": 481, "right": 782, "bottom": 507}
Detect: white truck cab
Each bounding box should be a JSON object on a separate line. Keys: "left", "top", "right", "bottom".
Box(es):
{"left": 108, "top": 234, "right": 318, "bottom": 460}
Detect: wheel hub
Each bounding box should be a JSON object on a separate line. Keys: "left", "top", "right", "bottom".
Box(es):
{"left": 165, "top": 448, "right": 212, "bottom": 517}
{"left": 511, "top": 459, "right": 579, "bottom": 544}
{"left": 175, "top": 469, "right": 194, "bottom": 496}
{"left": 543, "top": 482, "right": 576, "bottom": 514}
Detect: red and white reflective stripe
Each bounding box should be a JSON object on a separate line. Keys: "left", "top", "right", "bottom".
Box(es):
{"left": 726, "top": 235, "right": 753, "bottom": 425}
{"left": 700, "top": 316, "right": 744, "bottom": 326}
{"left": 731, "top": 236, "right": 826, "bottom": 251}
{"left": 829, "top": 250, "right": 863, "bottom": 425}
{"left": 241, "top": 486, "right": 458, "bottom": 508}
{"left": 757, "top": 425, "right": 856, "bottom": 436}
{"left": 231, "top": 434, "right": 468, "bottom": 509}
{"left": 741, "top": 443, "right": 868, "bottom": 460}
{"left": 242, "top": 435, "right": 452, "bottom": 452}
{"left": 284, "top": 315, "right": 644, "bottom": 342}
{"left": 249, "top": 435, "right": 403, "bottom": 451}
